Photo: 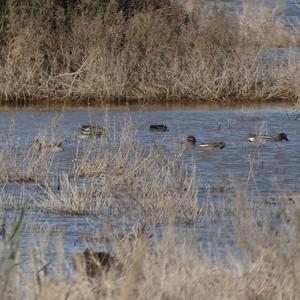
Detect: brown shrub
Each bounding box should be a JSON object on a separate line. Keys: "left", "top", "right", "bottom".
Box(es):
{"left": 0, "top": 0, "right": 297, "bottom": 103}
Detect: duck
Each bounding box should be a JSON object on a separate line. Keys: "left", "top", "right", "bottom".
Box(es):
{"left": 149, "top": 124, "right": 169, "bottom": 132}
{"left": 274, "top": 133, "right": 289, "bottom": 142}
{"left": 33, "top": 139, "right": 63, "bottom": 153}
{"left": 185, "top": 135, "right": 225, "bottom": 149}
{"left": 248, "top": 133, "right": 288, "bottom": 142}
{"left": 79, "top": 125, "right": 106, "bottom": 138}
{"left": 72, "top": 248, "right": 115, "bottom": 277}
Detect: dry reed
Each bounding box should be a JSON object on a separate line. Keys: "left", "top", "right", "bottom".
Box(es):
{"left": 0, "top": 0, "right": 298, "bottom": 104}
{"left": 0, "top": 113, "right": 299, "bottom": 299}
{"left": 0, "top": 123, "right": 55, "bottom": 185}
{"left": 1, "top": 190, "right": 299, "bottom": 299}
{"left": 34, "top": 117, "right": 199, "bottom": 223}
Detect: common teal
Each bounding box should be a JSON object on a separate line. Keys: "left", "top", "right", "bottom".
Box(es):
{"left": 80, "top": 125, "right": 106, "bottom": 138}
{"left": 149, "top": 124, "right": 169, "bottom": 132}
{"left": 248, "top": 133, "right": 288, "bottom": 142}
{"left": 185, "top": 136, "right": 225, "bottom": 149}
{"left": 33, "top": 139, "right": 63, "bottom": 153}
{"left": 274, "top": 133, "right": 289, "bottom": 141}
{"left": 73, "top": 248, "right": 115, "bottom": 277}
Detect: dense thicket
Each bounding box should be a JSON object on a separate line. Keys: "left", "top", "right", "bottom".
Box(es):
{"left": 0, "top": 0, "right": 298, "bottom": 104}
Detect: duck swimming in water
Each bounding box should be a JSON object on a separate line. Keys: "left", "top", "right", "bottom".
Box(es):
{"left": 185, "top": 135, "right": 225, "bottom": 149}
{"left": 33, "top": 139, "right": 63, "bottom": 153}
{"left": 149, "top": 124, "right": 169, "bottom": 132}
{"left": 248, "top": 133, "right": 288, "bottom": 142}
{"left": 79, "top": 125, "right": 106, "bottom": 138}
{"left": 274, "top": 133, "right": 289, "bottom": 142}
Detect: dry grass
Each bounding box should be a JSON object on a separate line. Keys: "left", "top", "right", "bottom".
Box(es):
{"left": 0, "top": 114, "right": 300, "bottom": 299}
{"left": 0, "top": 124, "right": 55, "bottom": 185}
{"left": 1, "top": 191, "right": 300, "bottom": 299}
{"left": 0, "top": 116, "right": 199, "bottom": 223}
{"left": 33, "top": 117, "right": 199, "bottom": 223}
{"left": 0, "top": 0, "right": 299, "bottom": 104}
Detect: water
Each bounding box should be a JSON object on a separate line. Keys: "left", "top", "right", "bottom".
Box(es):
{"left": 1, "top": 105, "right": 299, "bottom": 190}
{"left": 221, "top": 0, "right": 300, "bottom": 24}
{"left": 0, "top": 104, "right": 298, "bottom": 262}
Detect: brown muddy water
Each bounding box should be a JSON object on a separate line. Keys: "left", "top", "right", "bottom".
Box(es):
{"left": 0, "top": 104, "right": 299, "bottom": 264}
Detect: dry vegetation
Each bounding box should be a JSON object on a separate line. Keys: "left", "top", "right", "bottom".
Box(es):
{"left": 0, "top": 116, "right": 200, "bottom": 223}
{"left": 0, "top": 0, "right": 299, "bottom": 104}
{"left": 0, "top": 193, "right": 300, "bottom": 299}
{"left": 0, "top": 119, "right": 63, "bottom": 185}
{"left": 0, "top": 115, "right": 300, "bottom": 299}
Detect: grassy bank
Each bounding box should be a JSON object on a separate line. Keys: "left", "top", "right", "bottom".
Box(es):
{"left": 0, "top": 0, "right": 299, "bottom": 104}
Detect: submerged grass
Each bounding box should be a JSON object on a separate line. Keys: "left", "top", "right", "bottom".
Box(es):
{"left": 0, "top": 120, "right": 63, "bottom": 185}
{"left": 34, "top": 117, "right": 199, "bottom": 223}
{"left": 0, "top": 0, "right": 299, "bottom": 104}
{"left": 0, "top": 116, "right": 199, "bottom": 223}
{"left": 0, "top": 114, "right": 300, "bottom": 298}
{"left": 0, "top": 193, "right": 300, "bottom": 299}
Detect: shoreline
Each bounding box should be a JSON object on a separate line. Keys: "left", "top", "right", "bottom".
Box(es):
{"left": 0, "top": 97, "right": 298, "bottom": 112}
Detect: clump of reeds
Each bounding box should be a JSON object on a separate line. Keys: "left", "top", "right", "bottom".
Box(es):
{"left": 0, "top": 124, "right": 55, "bottom": 185}
{"left": 0, "top": 0, "right": 298, "bottom": 104}
{"left": 34, "top": 116, "right": 199, "bottom": 223}
{"left": 0, "top": 207, "right": 25, "bottom": 299}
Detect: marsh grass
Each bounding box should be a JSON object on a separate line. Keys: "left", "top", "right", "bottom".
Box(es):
{"left": 0, "top": 132, "right": 53, "bottom": 185}
{"left": 1, "top": 191, "right": 300, "bottom": 299}
{"left": 0, "top": 117, "right": 66, "bottom": 186}
{"left": 0, "top": 207, "right": 25, "bottom": 299}
{"left": 33, "top": 117, "right": 200, "bottom": 223}
{"left": 0, "top": 116, "right": 199, "bottom": 223}
{"left": 0, "top": 115, "right": 300, "bottom": 298}
{"left": 0, "top": 0, "right": 299, "bottom": 104}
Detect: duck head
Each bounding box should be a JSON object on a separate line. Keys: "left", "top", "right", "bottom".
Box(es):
{"left": 186, "top": 136, "right": 197, "bottom": 145}
{"left": 274, "top": 133, "right": 289, "bottom": 142}
{"left": 33, "top": 139, "right": 42, "bottom": 151}
{"left": 216, "top": 142, "right": 226, "bottom": 149}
